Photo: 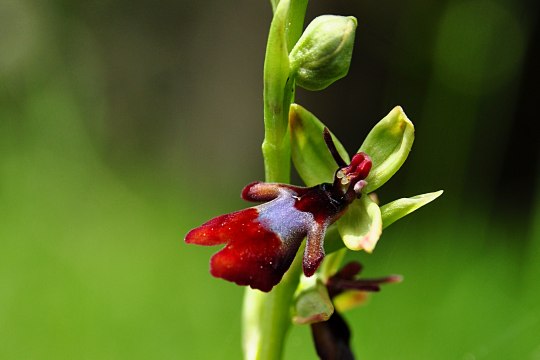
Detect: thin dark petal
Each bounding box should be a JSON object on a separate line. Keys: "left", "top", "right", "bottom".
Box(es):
{"left": 323, "top": 127, "right": 348, "bottom": 168}
{"left": 334, "top": 261, "right": 363, "bottom": 280}
{"left": 331, "top": 275, "right": 403, "bottom": 289}
{"left": 311, "top": 311, "right": 355, "bottom": 360}
{"left": 329, "top": 279, "right": 381, "bottom": 292}
{"left": 303, "top": 222, "right": 327, "bottom": 277}
{"left": 327, "top": 266, "right": 403, "bottom": 297}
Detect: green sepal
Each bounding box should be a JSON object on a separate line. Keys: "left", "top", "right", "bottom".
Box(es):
{"left": 381, "top": 190, "right": 444, "bottom": 229}
{"left": 290, "top": 103, "right": 350, "bottom": 186}
{"left": 289, "top": 15, "right": 357, "bottom": 91}
{"left": 292, "top": 274, "right": 334, "bottom": 325}
{"left": 359, "top": 106, "right": 414, "bottom": 192}
{"left": 337, "top": 194, "right": 382, "bottom": 252}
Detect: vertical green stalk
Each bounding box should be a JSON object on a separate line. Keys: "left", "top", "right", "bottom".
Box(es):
{"left": 261, "top": 0, "right": 307, "bottom": 183}
{"left": 242, "top": 250, "right": 304, "bottom": 360}
{"left": 242, "top": 0, "right": 308, "bottom": 359}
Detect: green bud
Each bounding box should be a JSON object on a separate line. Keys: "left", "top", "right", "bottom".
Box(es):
{"left": 289, "top": 15, "right": 357, "bottom": 91}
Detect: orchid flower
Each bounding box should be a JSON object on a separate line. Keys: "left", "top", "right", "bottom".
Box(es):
{"left": 186, "top": 131, "right": 372, "bottom": 292}
{"left": 186, "top": 105, "right": 441, "bottom": 293}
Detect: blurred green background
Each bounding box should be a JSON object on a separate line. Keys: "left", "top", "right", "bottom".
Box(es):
{"left": 1, "top": 0, "right": 539, "bottom": 358}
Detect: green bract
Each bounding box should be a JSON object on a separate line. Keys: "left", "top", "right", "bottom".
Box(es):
{"left": 290, "top": 103, "right": 442, "bottom": 253}
{"left": 289, "top": 15, "right": 357, "bottom": 91}
{"left": 292, "top": 275, "right": 334, "bottom": 325}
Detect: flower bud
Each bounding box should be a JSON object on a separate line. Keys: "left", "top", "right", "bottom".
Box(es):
{"left": 289, "top": 15, "right": 357, "bottom": 91}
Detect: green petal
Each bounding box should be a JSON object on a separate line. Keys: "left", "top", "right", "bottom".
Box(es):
{"left": 290, "top": 103, "right": 350, "bottom": 186}
{"left": 359, "top": 106, "right": 414, "bottom": 192}
{"left": 337, "top": 194, "right": 382, "bottom": 252}
{"left": 292, "top": 275, "right": 334, "bottom": 325}
{"left": 381, "top": 190, "right": 444, "bottom": 229}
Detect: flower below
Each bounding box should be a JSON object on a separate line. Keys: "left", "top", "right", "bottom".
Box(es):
{"left": 310, "top": 261, "right": 402, "bottom": 360}
{"left": 185, "top": 135, "right": 372, "bottom": 292}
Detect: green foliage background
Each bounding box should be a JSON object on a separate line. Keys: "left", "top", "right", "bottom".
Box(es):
{"left": 1, "top": 0, "right": 539, "bottom": 358}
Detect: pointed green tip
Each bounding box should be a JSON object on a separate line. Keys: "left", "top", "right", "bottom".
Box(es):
{"left": 380, "top": 190, "right": 444, "bottom": 229}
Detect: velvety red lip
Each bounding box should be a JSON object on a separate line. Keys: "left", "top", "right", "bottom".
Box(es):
{"left": 186, "top": 207, "right": 302, "bottom": 292}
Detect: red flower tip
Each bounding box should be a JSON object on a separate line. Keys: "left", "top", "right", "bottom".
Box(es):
{"left": 334, "top": 152, "right": 372, "bottom": 196}
{"left": 347, "top": 152, "right": 372, "bottom": 181}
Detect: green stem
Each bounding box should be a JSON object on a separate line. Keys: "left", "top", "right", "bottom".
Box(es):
{"left": 242, "top": 1, "right": 308, "bottom": 359}
{"left": 242, "top": 250, "right": 303, "bottom": 360}
{"left": 261, "top": 0, "right": 308, "bottom": 184}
